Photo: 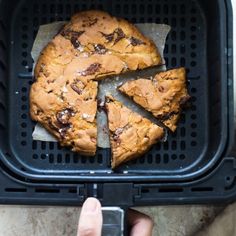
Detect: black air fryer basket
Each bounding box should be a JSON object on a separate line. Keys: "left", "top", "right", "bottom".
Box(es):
{"left": 0, "top": 0, "right": 234, "bottom": 206}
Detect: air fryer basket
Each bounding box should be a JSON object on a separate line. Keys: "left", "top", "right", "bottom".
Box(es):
{"left": 0, "top": 0, "right": 234, "bottom": 205}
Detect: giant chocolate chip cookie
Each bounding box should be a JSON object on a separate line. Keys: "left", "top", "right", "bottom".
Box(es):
{"left": 30, "top": 10, "right": 162, "bottom": 156}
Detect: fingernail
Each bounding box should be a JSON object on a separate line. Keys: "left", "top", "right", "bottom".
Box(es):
{"left": 83, "top": 198, "right": 99, "bottom": 213}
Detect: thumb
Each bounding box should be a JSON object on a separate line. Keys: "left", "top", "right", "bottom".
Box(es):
{"left": 77, "top": 198, "right": 103, "bottom": 236}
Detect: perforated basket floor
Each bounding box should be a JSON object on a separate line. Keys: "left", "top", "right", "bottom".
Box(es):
{"left": 0, "top": 0, "right": 232, "bottom": 184}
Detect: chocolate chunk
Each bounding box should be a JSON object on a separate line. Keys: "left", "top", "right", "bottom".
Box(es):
{"left": 158, "top": 86, "right": 165, "bottom": 93}
{"left": 112, "top": 128, "right": 122, "bottom": 144}
{"left": 160, "top": 112, "right": 178, "bottom": 121}
{"left": 71, "top": 36, "right": 81, "bottom": 49}
{"left": 56, "top": 108, "right": 75, "bottom": 125}
{"left": 70, "top": 83, "right": 83, "bottom": 95}
{"left": 81, "top": 63, "right": 101, "bottom": 76}
{"left": 114, "top": 28, "right": 125, "bottom": 44}
{"left": 61, "top": 29, "right": 85, "bottom": 48}
{"left": 94, "top": 44, "right": 107, "bottom": 54}
{"left": 129, "top": 36, "right": 146, "bottom": 46}
{"left": 100, "top": 28, "right": 126, "bottom": 44}
{"left": 112, "top": 125, "right": 130, "bottom": 144}
{"left": 114, "top": 127, "right": 124, "bottom": 137}
{"left": 35, "top": 109, "right": 43, "bottom": 115}
{"left": 82, "top": 18, "right": 98, "bottom": 27}
{"left": 48, "top": 120, "right": 72, "bottom": 138}
{"left": 88, "top": 18, "right": 98, "bottom": 26}
{"left": 100, "top": 32, "right": 114, "bottom": 42}
{"left": 61, "top": 29, "right": 84, "bottom": 38}
{"left": 58, "top": 124, "right": 71, "bottom": 138}
{"left": 47, "top": 79, "right": 55, "bottom": 84}
{"left": 112, "top": 134, "right": 121, "bottom": 144}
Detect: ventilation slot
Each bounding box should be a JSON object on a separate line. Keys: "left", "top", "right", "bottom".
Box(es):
{"left": 5, "top": 188, "right": 27, "bottom": 192}
{"left": 159, "top": 187, "right": 183, "bottom": 193}
{"left": 191, "top": 187, "right": 213, "bottom": 192}
{"left": 35, "top": 188, "right": 60, "bottom": 193}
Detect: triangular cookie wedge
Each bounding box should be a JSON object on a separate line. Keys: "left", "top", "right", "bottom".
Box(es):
{"left": 118, "top": 67, "right": 190, "bottom": 132}
{"left": 105, "top": 96, "right": 164, "bottom": 168}
{"left": 30, "top": 10, "right": 163, "bottom": 155}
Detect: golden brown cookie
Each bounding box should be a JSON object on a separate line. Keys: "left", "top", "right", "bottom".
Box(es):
{"left": 105, "top": 96, "right": 164, "bottom": 168}
{"left": 118, "top": 68, "right": 190, "bottom": 132}
{"left": 30, "top": 10, "right": 162, "bottom": 155}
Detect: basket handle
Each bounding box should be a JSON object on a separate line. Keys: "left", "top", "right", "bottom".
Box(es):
{"left": 102, "top": 206, "right": 128, "bottom": 236}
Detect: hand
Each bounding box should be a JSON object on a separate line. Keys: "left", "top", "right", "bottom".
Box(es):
{"left": 77, "top": 198, "right": 154, "bottom": 236}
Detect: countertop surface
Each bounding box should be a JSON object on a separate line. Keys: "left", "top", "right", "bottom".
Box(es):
{"left": 0, "top": 205, "right": 224, "bottom": 236}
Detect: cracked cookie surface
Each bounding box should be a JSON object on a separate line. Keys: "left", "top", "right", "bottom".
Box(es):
{"left": 105, "top": 96, "right": 164, "bottom": 168}
{"left": 119, "top": 67, "right": 190, "bottom": 132}
{"left": 30, "top": 10, "right": 162, "bottom": 155}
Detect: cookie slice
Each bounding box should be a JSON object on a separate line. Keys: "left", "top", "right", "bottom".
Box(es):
{"left": 30, "top": 10, "right": 163, "bottom": 155}
{"left": 105, "top": 96, "right": 164, "bottom": 168}
{"left": 118, "top": 68, "right": 190, "bottom": 132}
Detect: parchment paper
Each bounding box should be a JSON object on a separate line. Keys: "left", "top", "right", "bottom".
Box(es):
{"left": 31, "top": 22, "right": 171, "bottom": 147}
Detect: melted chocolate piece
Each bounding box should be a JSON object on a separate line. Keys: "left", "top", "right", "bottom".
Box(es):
{"left": 94, "top": 44, "right": 107, "bottom": 54}
{"left": 56, "top": 108, "right": 75, "bottom": 125}
{"left": 114, "top": 28, "right": 126, "bottom": 44}
{"left": 58, "top": 124, "right": 71, "bottom": 138}
{"left": 82, "top": 18, "right": 98, "bottom": 27}
{"left": 100, "top": 28, "right": 126, "bottom": 44}
{"left": 49, "top": 120, "right": 72, "bottom": 138}
{"left": 47, "top": 79, "right": 55, "bottom": 84}
{"left": 81, "top": 63, "right": 101, "bottom": 76}
{"left": 158, "top": 86, "right": 165, "bottom": 93}
{"left": 114, "top": 127, "right": 124, "bottom": 137}
{"left": 112, "top": 125, "right": 130, "bottom": 144}
{"left": 61, "top": 29, "right": 84, "bottom": 38}
{"left": 70, "top": 83, "right": 83, "bottom": 95}
{"left": 160, "top": 112, "right": 179, "bottom": 121}
{"left": 100, "top": 32, "right": 114, "bottom": 42}
{"left": 71, "top": 36, "right": 81, "bottom": 48}
{"left": 88, "top": 18, "right": 98, "bottom": 26}
{"left": 61, "top": 29, "right": 85, "bottom": 49}
{"left": 112, "top": 128, "right": 122, "bottom": 144}
{"left": 112, "top": 133, "right": 121, "bottom": 144}
{"left": 129, "top": 36, "right": 146, "bottom": 46}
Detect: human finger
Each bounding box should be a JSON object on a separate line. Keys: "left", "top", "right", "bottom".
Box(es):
{"left": 127, "top": 209, "right": 154, "bottom": 236}
{"left": 77, "top": 198, "right": 103, "bottom": 236}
